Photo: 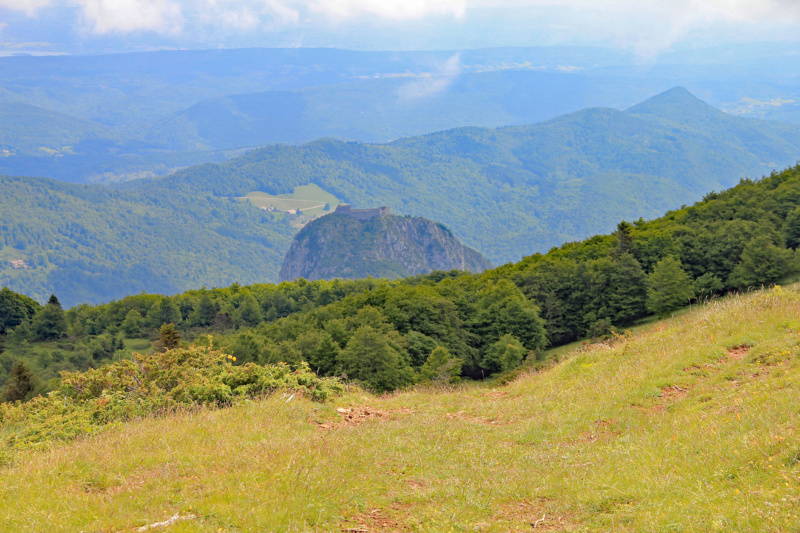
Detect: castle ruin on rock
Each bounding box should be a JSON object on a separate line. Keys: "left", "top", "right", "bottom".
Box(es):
{"left": 334, "top": 204, "right": 391, "bottom": 221}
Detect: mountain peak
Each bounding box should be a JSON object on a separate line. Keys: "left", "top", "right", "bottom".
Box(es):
{"left": 626, "top": 86, "right": 724, "bottom": 123}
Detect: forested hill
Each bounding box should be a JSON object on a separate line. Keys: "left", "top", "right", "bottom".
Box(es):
{"left": 0, "top": 175, "right": 295, "bottom": 306}
{"left": 3, "top": 164, "right": 799, "bottom": 397}
{"left": 3, "top": 88, "right": 799, "bottom": 307}
{"left": 129, "top": 88, "right": 800, "bottom": 264}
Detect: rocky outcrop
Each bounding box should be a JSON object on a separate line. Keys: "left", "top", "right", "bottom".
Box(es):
{"left": 279, "top": 211, "right": 491, "bottom": 282}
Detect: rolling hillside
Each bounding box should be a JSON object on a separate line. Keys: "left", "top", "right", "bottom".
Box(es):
{"left": 0, "top": 175, "right": 295, "bottom": 306}
{"left": 2, "top": 89, "right": 800, "bottom": 306}
{"left": 0, "top": 102, "right": 112, "bottom": 156}
{"left": 136, "top": 87, "right": 800, "bottom": 264}
{"left": 144, "top": 70, "right": 602, "bottom": 150}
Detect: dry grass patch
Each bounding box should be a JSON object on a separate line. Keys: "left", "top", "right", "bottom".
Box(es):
{"left": 340, "top": 507, "right": 411, "bottom": 532}
{"left": 494, "top": 497, "right": 582, "bottom": 532}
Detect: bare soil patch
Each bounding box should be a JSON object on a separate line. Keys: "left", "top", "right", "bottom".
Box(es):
{"left": 340, "top": 508, "right": 409, "bottom": 532}
{"left": 659, "top": 385, "right": 689, "bottom": 402}
{"left": 727, "top": 345, "right": 751, "bottom": 361}
{"left": 318, "top": 407, "right": 386, "bottom": 430}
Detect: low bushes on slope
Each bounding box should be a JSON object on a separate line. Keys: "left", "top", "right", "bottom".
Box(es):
{"left": 0, "top": 343, "right": 341, "bottom": 457}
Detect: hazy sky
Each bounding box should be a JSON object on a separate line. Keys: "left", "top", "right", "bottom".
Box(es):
{"left": 1, "top": 0, "right": 799, "bottom": 56}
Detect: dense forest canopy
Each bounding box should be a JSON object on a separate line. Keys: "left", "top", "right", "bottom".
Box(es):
{"left": 3, "top": 164, "right": 800, "bottom": 396}
{"left": 0, "top": 175, "right": 295, "bottom": 306}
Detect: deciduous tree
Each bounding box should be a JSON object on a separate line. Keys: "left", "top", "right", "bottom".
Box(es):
{"left": 647, "top": 256, "right": 695, "bottom": 316}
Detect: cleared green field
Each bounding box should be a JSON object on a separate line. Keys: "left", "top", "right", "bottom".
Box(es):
{"left": 239, "top": 184, "right": 340, "bottom": 218}
{"left": 2, "top": 286, "right": 800, "bottom": 531}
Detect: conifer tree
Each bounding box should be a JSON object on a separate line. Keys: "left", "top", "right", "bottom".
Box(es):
{"left": 189, "top": 293, "right": 217, "bottom": 327}
{"left": 614, "top": 221, "right": 635, "bottom": 257}
{"left": 606, "top": 253, "right": 648, "bottom": 325}
{"left": 313, "top": 334, "right": 341, "bottom": 376}
{"left": 32, "top": 297, "right": 67, "bottom": 340}
{"left": 1, "top": 361, "right": 34, "bottom": 403}
{"left": 156, "top": 323, "right": 182, "bottom": 352}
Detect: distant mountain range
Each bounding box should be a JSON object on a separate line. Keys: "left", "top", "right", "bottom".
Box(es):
{"left": 2, "top": 88, "right": 800, "bottom": 306}
{"left": 134, "top": 87, "right": 800, "bottom": 264}
{"left": 1, "top": 47, "right": 798, "bottom": 182}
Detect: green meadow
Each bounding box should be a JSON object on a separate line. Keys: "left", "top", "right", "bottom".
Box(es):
{"left": 2, "top": 286, "right": 799, "bottom": 531}
{"left": 240, "top": 184, "right": 340, "bottom": 218}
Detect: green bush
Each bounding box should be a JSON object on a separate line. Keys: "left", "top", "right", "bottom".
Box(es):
{"left": 0, "top": 343, "right": 343, "bottom": 452}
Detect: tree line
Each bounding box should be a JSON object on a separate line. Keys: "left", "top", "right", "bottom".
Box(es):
{"left": 2, "top": 164, "right": 800, "bottom": 397}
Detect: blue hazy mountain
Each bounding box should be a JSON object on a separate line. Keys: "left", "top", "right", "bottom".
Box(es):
{"left": 0, "top": 47, "right": 798, "bottom": 183}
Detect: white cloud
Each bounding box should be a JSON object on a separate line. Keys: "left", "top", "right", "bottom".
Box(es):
{"left": 0, "top": 0, "right": 798, "bottom": 46}
{"left": 0, "top": 0, "right": 183, "bottom": 33}
{"left": 0, "top": 0, "right": 52, "bottom": 14}
{"left": 200, "top": 0, "right": 299, "bottom": 31}
{"left": 308, "top": 0, "right": 466, "bottom": 21}
{"left": 461, "top": 0, "right": 800, "bottom": 56}
{"left": 0, "top": 0, "right": 462, "bottom": 34}
{"left": 78, "top": 0, "right": 182, "bottom": 33}
{"left": 398, "top": 53, "right": 461, "bottom": 101}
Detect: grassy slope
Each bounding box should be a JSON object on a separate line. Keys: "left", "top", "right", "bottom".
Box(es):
{"left": 2, "top": 287, "right": 800, "bottom": 531}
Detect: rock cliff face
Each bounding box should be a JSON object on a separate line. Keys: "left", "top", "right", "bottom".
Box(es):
{"left": 279, "top": 211, "right": 492, "bottom": 282}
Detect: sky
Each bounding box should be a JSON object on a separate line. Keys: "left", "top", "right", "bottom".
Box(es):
{"left": 0, "top": 0, "right": 799, "bottom": 56}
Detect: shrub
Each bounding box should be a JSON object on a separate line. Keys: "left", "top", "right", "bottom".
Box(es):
{"left": 0, "top": 343, "right": 343, "bottom": 452}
